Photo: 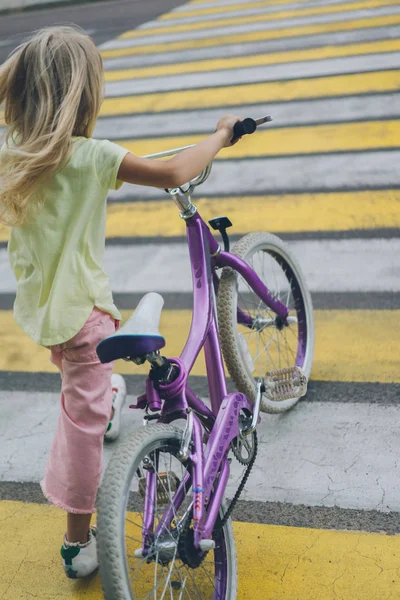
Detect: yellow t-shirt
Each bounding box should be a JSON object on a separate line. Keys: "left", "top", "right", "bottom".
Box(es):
{"left": 6, "top": 136, "right": 129, "bottom": 346}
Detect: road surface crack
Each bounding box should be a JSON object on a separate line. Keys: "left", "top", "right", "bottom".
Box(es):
{"left": 0, "top": 548, "right": 29, "bottom": 599}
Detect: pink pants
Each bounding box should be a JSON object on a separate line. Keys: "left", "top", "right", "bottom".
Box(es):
{"left": 40, "top": 308, "right": 118, "bottom": 514}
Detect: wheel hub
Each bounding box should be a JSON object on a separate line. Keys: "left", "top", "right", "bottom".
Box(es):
{"left": 152, "top": 537, "right": 178, "bottom": 566}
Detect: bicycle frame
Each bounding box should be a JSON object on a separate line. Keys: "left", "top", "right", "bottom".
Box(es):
{"left": 134, "top": 206, "right": 291, "bottom": 553}
{"left": 132, "top": 148, "right": 291, "bottom": 554}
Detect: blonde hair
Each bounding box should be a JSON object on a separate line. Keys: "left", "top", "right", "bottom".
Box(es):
{"left": 0, "top": 25, "right": 104, "bottom": 226}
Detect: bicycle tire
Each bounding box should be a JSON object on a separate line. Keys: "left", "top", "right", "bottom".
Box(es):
{"left": 97, "top": 423, "right": 238, "bottom": 599}
{"left": 217, "top": 232, "right": 314, "bottom": 413}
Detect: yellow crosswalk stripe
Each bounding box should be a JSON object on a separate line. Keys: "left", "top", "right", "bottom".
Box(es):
{"left": 100, "top": 15, "right": 400, "bottom": 58}
{"left": 161, "top": 0, "right": 345, "bottom": 20}
{"left": 4, "top": 68, "right": 394, "bottom": 124}
{"left": 104, "top": 190, "right": 400, "bottom": 239}
{"left": 6, "top": 114, "right": 397, "bottom": 151}
{"left": 1, "top": 500, "right": 399, "bottom": 599}
{"left": 2, "top": 60, "right": 399, "bottom": 123}
{"left": 104, "top": 39, "right": 400, "bottom": 81}
{"left": 1, "top": 310, "right": 398, "bottom": 383}
{"left": 122, "top": 0, "right": 400, "bottom": 38}
{"left": 97, "top": 120, "right": 400, "bottom": 160}
{"left": 1, "top": 190, "right": 398, "bottom": 244}
{"left": 100, "top": 71, "right": 400, "bottom": 116}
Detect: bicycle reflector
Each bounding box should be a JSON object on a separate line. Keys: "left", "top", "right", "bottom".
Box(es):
{"left": 264, "top": 366, "right": 308, "bottom": 402}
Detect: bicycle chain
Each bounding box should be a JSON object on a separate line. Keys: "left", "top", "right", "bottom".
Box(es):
{"left": 219, "top": 430, "right": 258, "bottom": 529}
{"left": 177, "top": 431, "right": 258, "bottom": 565}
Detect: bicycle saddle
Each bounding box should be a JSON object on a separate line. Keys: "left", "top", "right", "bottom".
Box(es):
{"left": 96, "top": 292, "right": 166, "bottom": 363}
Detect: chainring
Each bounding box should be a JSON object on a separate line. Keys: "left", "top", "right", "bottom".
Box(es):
{"left": 230, "top": 409, "right": 257, "bottom": 465}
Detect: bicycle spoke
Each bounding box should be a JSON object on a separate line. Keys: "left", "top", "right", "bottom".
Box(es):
{"left": 160, "top": 546, "right": 178, "bottom": 600}
{"left": 233, "top": 244, "right": 308, "bottom": 384}
{"left": 286, "top": 278, "right": 292, "bottom": 307}
{"left": 110, "top": 433, "right": 231, "bottom": 600}
{"left": 177, "top": 574, "right": 189, "bottom": 600}
{"left": 276, "top": 323, "right": 282, "bottom": 369}
{"left": 199, "top": 562, "right": 217, "bottom": 589}
{"left": 184, "top": 565, "right": 204, "bottom": 599}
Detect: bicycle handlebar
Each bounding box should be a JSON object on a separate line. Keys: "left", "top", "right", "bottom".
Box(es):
{"left": 142, "top": 116, "right": 273, "bottom": 161}
{"left": 231, "top": 116, "right": 272, "bottom": 143}
{"left": 145, "top": 116, "right": 272, "bottom": 203}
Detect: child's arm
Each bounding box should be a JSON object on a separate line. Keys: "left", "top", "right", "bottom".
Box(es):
{"left": 117, "top": 115, "right": 240, "bottom": 189}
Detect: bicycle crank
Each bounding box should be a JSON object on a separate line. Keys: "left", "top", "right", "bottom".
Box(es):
{"left": 264, "top": 366, "right": 308, "bottom": 402}
{"left": 231, "top": 409, "right": 257, "bottom": 464}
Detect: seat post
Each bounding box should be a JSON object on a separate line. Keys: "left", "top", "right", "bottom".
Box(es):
{"left": 148, "top": 354, "right": 180, "bottom": 388}
{"left": 146, "top": 351, "right": 165, "bottom": 368}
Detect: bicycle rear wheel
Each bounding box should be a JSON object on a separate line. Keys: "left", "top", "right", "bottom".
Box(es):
{"left": 97, "top": 424, "right": 237, "bottom": 599}
{"left": 218, "top": 232, "right": 314, "bottom": 413}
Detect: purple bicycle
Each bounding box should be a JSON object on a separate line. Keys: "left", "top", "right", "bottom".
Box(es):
{"left": 95, "top": 118, "right": 314, "bottom": 599}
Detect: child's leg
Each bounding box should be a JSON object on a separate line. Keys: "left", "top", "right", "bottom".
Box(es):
{"left": 41, "top": 308, "right": 116, "bottom": 543}
{"left": 67, "top": 513, "right": 92, "bottom": 543}
{"left": 48, "top": 349, "right": 91, "bottom": 541}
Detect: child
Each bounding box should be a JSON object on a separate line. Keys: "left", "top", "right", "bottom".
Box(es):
{"left": 0, "top": 26, "right": 240, "bottom": 579}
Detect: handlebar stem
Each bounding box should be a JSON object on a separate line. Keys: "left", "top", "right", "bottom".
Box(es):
{"left": 142, "top": 144, "right": 212, "bottom": 213}
{"left": 169, "top": 187, "right": 197, "bottom": 220}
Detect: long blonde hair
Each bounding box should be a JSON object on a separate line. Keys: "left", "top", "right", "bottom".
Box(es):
{"left": 0, "top": 26, "right": 104, "bottom": 226}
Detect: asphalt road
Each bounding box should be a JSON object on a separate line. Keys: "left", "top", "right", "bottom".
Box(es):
{"left": 0, "top": 0, "right": 399, "bottom": 498}
{"left": 0, "top": 0, "right": 184, "bottom": 63}
{"left": 0, "top": 1, "right": 399, "bottom": 597}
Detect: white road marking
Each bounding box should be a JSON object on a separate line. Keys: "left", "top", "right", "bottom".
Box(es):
{"left": 140, "top": 0, "right": 361, "bottom": 29}
{"left": 102, "top": 25, "right": 400, "bottom": 70}
{"left": 1, "top": 391, "right": 399, "bottom": 513}
{"left": 1, "top": 239, "right": 399, "bottom": 294}
{"left": 103, "top": 152, "right": 400, "bottom": 200}
{"left": 94, "top": 94, "right": 400, "bottom": 139}
{"left": 99, "top": 6, "right": 400, "bottom": 50}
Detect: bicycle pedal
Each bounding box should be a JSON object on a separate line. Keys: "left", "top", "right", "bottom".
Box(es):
{"left": 138, "top": 471, "right": 179, "bottom": 505}
{"left": 264, "top": 366, "right": 307, "bottom": 401}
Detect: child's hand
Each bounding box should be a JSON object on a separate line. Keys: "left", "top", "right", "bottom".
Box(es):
{"left": 216, "top": 115, "right": 242, "bottom": 147}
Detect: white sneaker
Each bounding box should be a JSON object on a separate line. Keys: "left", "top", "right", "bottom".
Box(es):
{"left": 61, "top": 526, "right": 98, "bottom": 579}
{"left": 104, "top": 374, "right": 127, "bottom": 441}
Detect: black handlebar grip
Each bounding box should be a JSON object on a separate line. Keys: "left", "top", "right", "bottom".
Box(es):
{"left": 231, "top": 118, "right": 257, "bottom": 143}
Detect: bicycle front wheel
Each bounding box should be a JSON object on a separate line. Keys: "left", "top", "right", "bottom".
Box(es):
{"left": 218, "top": 232, "right": 314, "bottom": 413}
{"left": 97, "top": 423, "right": 237, "bottom": 600}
